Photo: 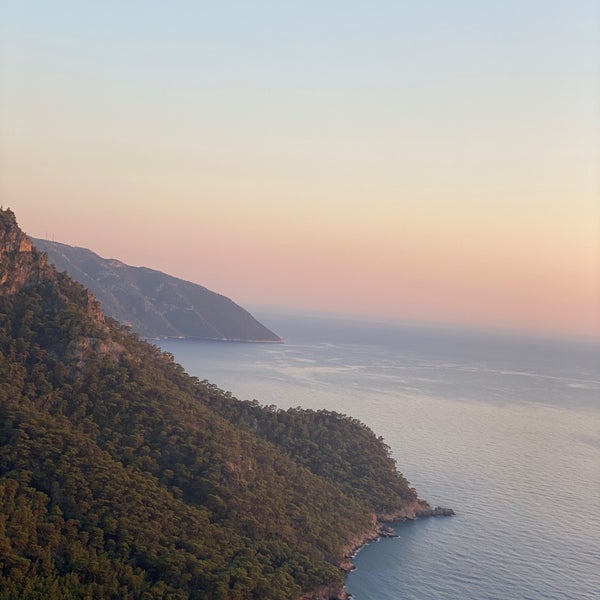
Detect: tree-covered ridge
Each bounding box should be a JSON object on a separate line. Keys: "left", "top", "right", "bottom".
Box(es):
{"left": 200, "top": 391, "right": 417, "bottom": 514}
{"left": 0, "top": 209, "right": 423, "bottom": 599}
{"left": 0, "top": 279, "right": 358, "bottom": 598}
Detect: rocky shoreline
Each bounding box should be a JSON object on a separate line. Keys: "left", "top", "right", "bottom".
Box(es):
{"left": 302, "top": 500, "right": 455, "bottom": 600}
{"left": 341, "top": 499, "right": 455, "bottom": 574}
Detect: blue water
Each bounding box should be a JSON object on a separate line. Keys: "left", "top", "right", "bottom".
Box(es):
{"left": 157, "top": 313, "right": 600, "bottom": 600}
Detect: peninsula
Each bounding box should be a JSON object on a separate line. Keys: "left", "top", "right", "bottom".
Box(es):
{"left": 1, "top": 208, "right": 451, "bottom": 599}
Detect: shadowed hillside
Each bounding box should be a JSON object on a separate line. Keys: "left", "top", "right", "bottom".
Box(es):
{"left": 33, "top": 238, "right": 281, "bottom": 342}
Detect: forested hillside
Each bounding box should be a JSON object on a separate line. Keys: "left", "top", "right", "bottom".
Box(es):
{"left": 0, "top": 208, "right": 426, "bottom": 599}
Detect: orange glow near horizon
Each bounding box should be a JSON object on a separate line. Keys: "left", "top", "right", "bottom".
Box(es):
{"left": 10, "top": 190, "right": 598, "bottom": 340}
{"left": 2, "top": 2, "right": 599, "bottom": 340}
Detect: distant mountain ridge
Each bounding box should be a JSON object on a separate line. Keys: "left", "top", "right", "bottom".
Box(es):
{"left": 33, "top": 238, "right": 281, "bottom": 342}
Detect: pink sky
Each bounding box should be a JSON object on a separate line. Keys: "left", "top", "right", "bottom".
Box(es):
{"left": 2, "top": 2, "right": 599, "bottom": 339}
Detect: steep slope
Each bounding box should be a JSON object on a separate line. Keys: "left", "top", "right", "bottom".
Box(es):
{"left": 0, "top": 209, "right": 447, "bottom": 599}
{"left": 32, "top": 237, "right": 281, "bottom": 342}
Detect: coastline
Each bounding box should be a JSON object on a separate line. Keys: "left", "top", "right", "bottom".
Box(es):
{"left": 148, "top": 334, "right": 283, "bottom": 344}
{"left": 341, "top": 499, "right": 455, "bottom": 572}
{"left": 302, "top": 500, "right": 454, "bottom": 600}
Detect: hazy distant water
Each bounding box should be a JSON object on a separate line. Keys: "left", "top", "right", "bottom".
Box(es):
{"left": 157, "top": 313, "right": 600, "bottom": 600}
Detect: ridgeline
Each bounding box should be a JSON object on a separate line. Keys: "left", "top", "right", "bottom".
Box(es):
{"left": 32, "top": 238, "right": 281, "bottom": 343}
{"left": 0, "top": 208, "right": 450, "bottom": 599}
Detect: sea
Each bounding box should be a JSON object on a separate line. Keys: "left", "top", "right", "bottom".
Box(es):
{"left": 157, "top": 312, "right": 600, "bottom": 600}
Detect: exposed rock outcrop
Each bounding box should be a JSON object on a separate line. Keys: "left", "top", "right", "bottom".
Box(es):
{"left": 0, "top": 209, "right": 105, "bottom": 328}
{"left": 338, "top": 498, "right": 455, "bottom": 582}
{"left": 377, "top": 499, "right": 455, "bottom": 522}
{"left": 0, "top": 209, "right": 53, "bottom": 294}
{"left": 300, "top": 586, "right": 349, "bottom": 600}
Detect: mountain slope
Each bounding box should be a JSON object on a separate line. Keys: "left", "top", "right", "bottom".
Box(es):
{"left": 0, "top": 209, "right": 447, "bottom": 599}
{"left": 32, "top": 237, "right": 281, "bottom": 342}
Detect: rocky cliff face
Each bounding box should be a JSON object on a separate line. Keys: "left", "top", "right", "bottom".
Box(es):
{"left": 0, "top": 209, "right": 105, "bottom": 327}
{"left": 0, "top": 209, "right": 52, "bottom": 295}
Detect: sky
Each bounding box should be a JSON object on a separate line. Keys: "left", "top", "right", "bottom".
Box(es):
{"left": 1, "top": 1, "right": 599, "bottom": 339}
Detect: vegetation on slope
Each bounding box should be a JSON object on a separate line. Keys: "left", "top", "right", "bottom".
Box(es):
{"left": 199, "top": 393, "right": 417, "bottom": 514}
{"left": 0, "top": 208, "right": 418, "bottom": 599}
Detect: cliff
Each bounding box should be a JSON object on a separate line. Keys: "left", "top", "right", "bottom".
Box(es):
{"left": 0, "top": 209, "right": 104, "bottom": 324}
{"left": 32, "top": 237, "right": 281, "bottom": 342}
{"left": 0, "top": 209, "right": 53, "bottom": 294}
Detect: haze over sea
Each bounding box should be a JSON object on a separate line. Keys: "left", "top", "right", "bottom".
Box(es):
{"left": 158, "top": 312, "right": 600, "bottom": 600}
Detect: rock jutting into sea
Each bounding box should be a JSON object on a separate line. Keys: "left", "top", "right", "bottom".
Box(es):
{"left": 340, "top": 500, "right": 455, "bottom": 573}
{"left": 297, "top": 499, "right": 454, "bottom": 599}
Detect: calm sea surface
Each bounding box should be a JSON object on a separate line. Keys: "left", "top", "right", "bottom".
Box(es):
{"left": 157, "top": 313, "right": 600, "bottom": 600}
